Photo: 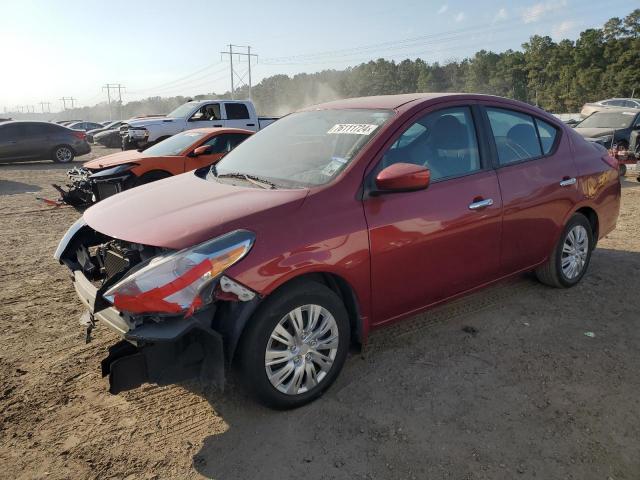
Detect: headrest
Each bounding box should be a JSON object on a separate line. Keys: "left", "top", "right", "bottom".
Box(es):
{"left": 432, "top": 115, "right": 469, "bottom": 150}
{"left": 507, "top": 124, "right": 540, "bottom": 156}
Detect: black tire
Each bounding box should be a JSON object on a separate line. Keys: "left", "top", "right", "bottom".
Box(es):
{"left": 134, "top": 170, "right": 171, "bottom": 186}
{"left": 238, "top": 280, "right": 350, "bottom": 409}
{"left": 51, "top": 145, "right": 75, "bottom": 163}
{"left": 619, "top": 163, "right": 627, "bottom": 176}
{"left": 535, "top": 213, "right": 594, "bottom": 288}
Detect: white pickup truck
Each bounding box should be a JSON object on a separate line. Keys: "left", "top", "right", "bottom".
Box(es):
{"left": 120, "top": 99, "right": 278, "bottom": 150}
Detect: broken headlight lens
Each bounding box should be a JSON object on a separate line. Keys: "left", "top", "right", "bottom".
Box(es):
{"left": 103, "top": 230, "right": 255, "bottom": 316}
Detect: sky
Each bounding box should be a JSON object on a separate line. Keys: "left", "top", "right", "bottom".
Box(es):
{"left": 0, "top": 0, "right": 637, "bottom": 113}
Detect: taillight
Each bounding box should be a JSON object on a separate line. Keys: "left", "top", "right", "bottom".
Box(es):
{"left": 72, "top": 131, "right": 86, "bottom": 140}
{"left": 601, "top": 153, "right": 619, "bottom": 170}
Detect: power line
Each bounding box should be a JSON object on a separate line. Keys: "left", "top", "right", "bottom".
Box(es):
{"left": 127, "top": 63, "right": 225, "bottom": 95}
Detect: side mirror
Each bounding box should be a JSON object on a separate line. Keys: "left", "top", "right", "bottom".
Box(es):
{"left": 192, "top": 145, "right": 212, "bottom": 157}
{"left": 374, "top": 163, "right": 431, "bottom": 193}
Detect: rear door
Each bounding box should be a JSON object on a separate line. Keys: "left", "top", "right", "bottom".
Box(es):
{"left": 222, "top": 103, "right": 257, "bottom": 130}
{"left": 479, "top": 102, "right": 578, "bottom": 275}
{"left": 363, "top": 103, "right": 503, "bottom": 325}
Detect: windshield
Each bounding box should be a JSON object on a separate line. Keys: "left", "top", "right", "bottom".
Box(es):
{"left": 577, "top": 111, "right": 636, "bottom": 129}
{"left": 214, "top": 109, "right": 392, "bottom": 188}
{"left": 167, "top": 103, "right": 198, "bottom": 118}
{"left": 143, "top": 131, "right": 204, "bottom": 156}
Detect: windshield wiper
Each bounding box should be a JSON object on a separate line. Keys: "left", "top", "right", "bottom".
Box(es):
{"left": 216, "top": 172, "right": 277, "bottom": 189}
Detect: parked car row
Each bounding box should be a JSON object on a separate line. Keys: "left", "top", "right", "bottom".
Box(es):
{"left": 54, "top": 93, "right": 621, "bottom": 409}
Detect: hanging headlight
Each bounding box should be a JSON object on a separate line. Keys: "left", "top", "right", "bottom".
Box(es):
{"left": 103, "top": 230, "right": 255, "bottom": 316}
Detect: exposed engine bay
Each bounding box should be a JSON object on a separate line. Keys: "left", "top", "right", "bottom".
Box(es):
{"left": 53, "top": 165, "right": 134, "bottom": 207}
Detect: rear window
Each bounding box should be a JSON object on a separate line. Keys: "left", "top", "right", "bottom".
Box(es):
{"left": 487, "top": 108, "right": 542, "bottom": 165}
{"left": 225, "top": 103, "right": 250, "bottom": 120}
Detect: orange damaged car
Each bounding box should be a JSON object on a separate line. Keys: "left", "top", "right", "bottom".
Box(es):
{"left": 55, "top": 128, "right": 253, "bottom": 206}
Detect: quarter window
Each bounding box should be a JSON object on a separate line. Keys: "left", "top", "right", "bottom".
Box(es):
{"left": 486, "top": 108, "right": 542, "bottom": 165}
{"left": 534, "top": 118, "right": 558, "bottom": 155}
{"left": 382, "top": 106, "right": 481, "bottom": 181}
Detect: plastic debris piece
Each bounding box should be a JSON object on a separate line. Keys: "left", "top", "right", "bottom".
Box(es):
{"left": 584, "top": 331, "right": 596, "bottom": 338}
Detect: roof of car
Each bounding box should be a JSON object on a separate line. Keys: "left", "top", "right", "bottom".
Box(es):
{"left": 1, "top": 120, "right": 63, "bottom": 126}
{"left": 183, "top": 127, "right": 255, "bottom": 135}
{"left": 589, "top": 107, "right": 639, "bottom": 115}
{"left": 302, "top": 93, "right": 526, "bottom": 112}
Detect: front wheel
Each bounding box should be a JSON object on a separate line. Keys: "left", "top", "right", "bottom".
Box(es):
{"left": 535, "top": 213, "right": 593, "bottom": 288}
{"left": 239, "top": 280, "right": 350, "bottom": 409}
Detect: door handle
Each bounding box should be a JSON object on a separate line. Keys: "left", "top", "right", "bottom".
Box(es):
{"left": 246, "top": 123, "right": 255, "bottom": 127}
{"left": 213, "top": 124, "right": 223, "bottom": 127}
{"left": 559, "top": 177, "right": 576, "bottom": 187}
{"left": 468, "top": 198, "right": 494, "bottom": 210}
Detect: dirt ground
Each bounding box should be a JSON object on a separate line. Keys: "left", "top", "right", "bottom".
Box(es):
{"left": 0, "top": 148, "right": 639, "bottom": 480}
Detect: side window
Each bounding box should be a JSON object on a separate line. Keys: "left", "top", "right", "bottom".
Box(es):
{"left": 0, "top": 124, "right": 26, "bottom": 140}
{"left": 534, "top": 118, "right": 558, "bottom": 155}
{"left": 227, "top": 133, "right": 250, "bottom": 149}
{"left": 486, "top": 108, "right": 542, "bottom": 165}
{"left": 381, "top": 106, "right": 481, "bottom": 181}
{"left": 225, "top": 103, "right": 250, "bottom": 120}
{"left": 25, "top": 124, "right": 48, "bottom": 135}
{"left": 204, "top": 134, "right": 231, "bottom": 153}
{"left": 191, "top": 104, "right": 221, "bottom": 121}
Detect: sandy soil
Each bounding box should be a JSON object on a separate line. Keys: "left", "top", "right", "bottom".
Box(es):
{"left": 0, "top": 149, "right": 639, "bottom": 479}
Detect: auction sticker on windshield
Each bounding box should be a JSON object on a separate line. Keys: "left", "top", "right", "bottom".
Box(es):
{"left": 328, "top": 124, "right": 379, "bottom": 135}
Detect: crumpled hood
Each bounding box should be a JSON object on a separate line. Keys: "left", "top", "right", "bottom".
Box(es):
{"left": 125, "top": 117, "right": 172, "bottom": 128}
{"left": 83, "top": 150, "right": 144, "bottom": 169}
{"left": 574, "top": 127, "right": 615, "bottom": 139}
{"left": 83, "top": 172, "right": 309, "bottom": 249}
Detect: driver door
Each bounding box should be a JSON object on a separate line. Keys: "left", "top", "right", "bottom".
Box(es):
{"left": 184, "top": 133, "right": 248, "bottom": 171}
{"left": 187, "top": 103, "right": 222, "bottom": 131}
{"left": 363, "top": 104, "right": 502, "bottom": 325}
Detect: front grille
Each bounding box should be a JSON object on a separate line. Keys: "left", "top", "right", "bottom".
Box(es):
{"left": 95, "top": 181, "right": 121, "bottom": 201}
{"left": 103, "top": 249, "right": 130, "bottom": 279}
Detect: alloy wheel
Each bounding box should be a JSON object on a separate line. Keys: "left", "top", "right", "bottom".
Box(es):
{"left": 561, "top": 225, "right": 589, "bottom": 279}
{"left": 265, "top": 304, "right": 339, "bottom": 395}
{"left": 56, "top": 147, "right": 73, "bottom": 163}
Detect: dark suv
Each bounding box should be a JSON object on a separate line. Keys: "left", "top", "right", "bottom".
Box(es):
{"left": 0, "top": 121, "right": 91, "bottom": 163}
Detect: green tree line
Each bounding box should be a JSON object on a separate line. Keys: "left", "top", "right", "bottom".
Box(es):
{"left": 12, "top": 8, "right": 639, "bottom": 121}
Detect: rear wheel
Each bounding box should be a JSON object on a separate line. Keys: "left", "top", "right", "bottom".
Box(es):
{"left": 239, "top": 280, "right": 350, "bottom": 409}
{"left": 535, "top": 213, "right": 593, "bottom": 288}
{"left": 52, "top": 145, "right": 75, "bottom": 163}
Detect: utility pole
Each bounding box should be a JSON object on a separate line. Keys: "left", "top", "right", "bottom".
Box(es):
{"left": 59, "top": 97, "right": 76, "bottom": 110}
{"left": 39, "top": 101, "right": 51, "bottom": 114}
{"left": 220, "top": 45, "right": 258, "bottom": 99}
{"left": 103, "top": 84, "right": 125, "bottom": 120}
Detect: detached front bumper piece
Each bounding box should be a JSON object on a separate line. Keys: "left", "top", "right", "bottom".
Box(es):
{"left": 101, "top": 318, "right": 225, "bottom": 394}
{"left": 72, "top": 269, "right": 228, "bottom": 394}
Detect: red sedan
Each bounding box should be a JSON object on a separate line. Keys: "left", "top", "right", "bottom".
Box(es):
{"left": 56, "top": 93, "right": 620, "bottom": 409}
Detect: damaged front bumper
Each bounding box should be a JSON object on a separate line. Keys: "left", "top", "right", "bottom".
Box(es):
{"left": 71, "top": 266, "right": 258, "bottom": 394}
{"left": 55, "top": 219, "right": 261, "bottom": 394}
{"left": 54, "top": 165, "right": 135, "bottom": 207}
